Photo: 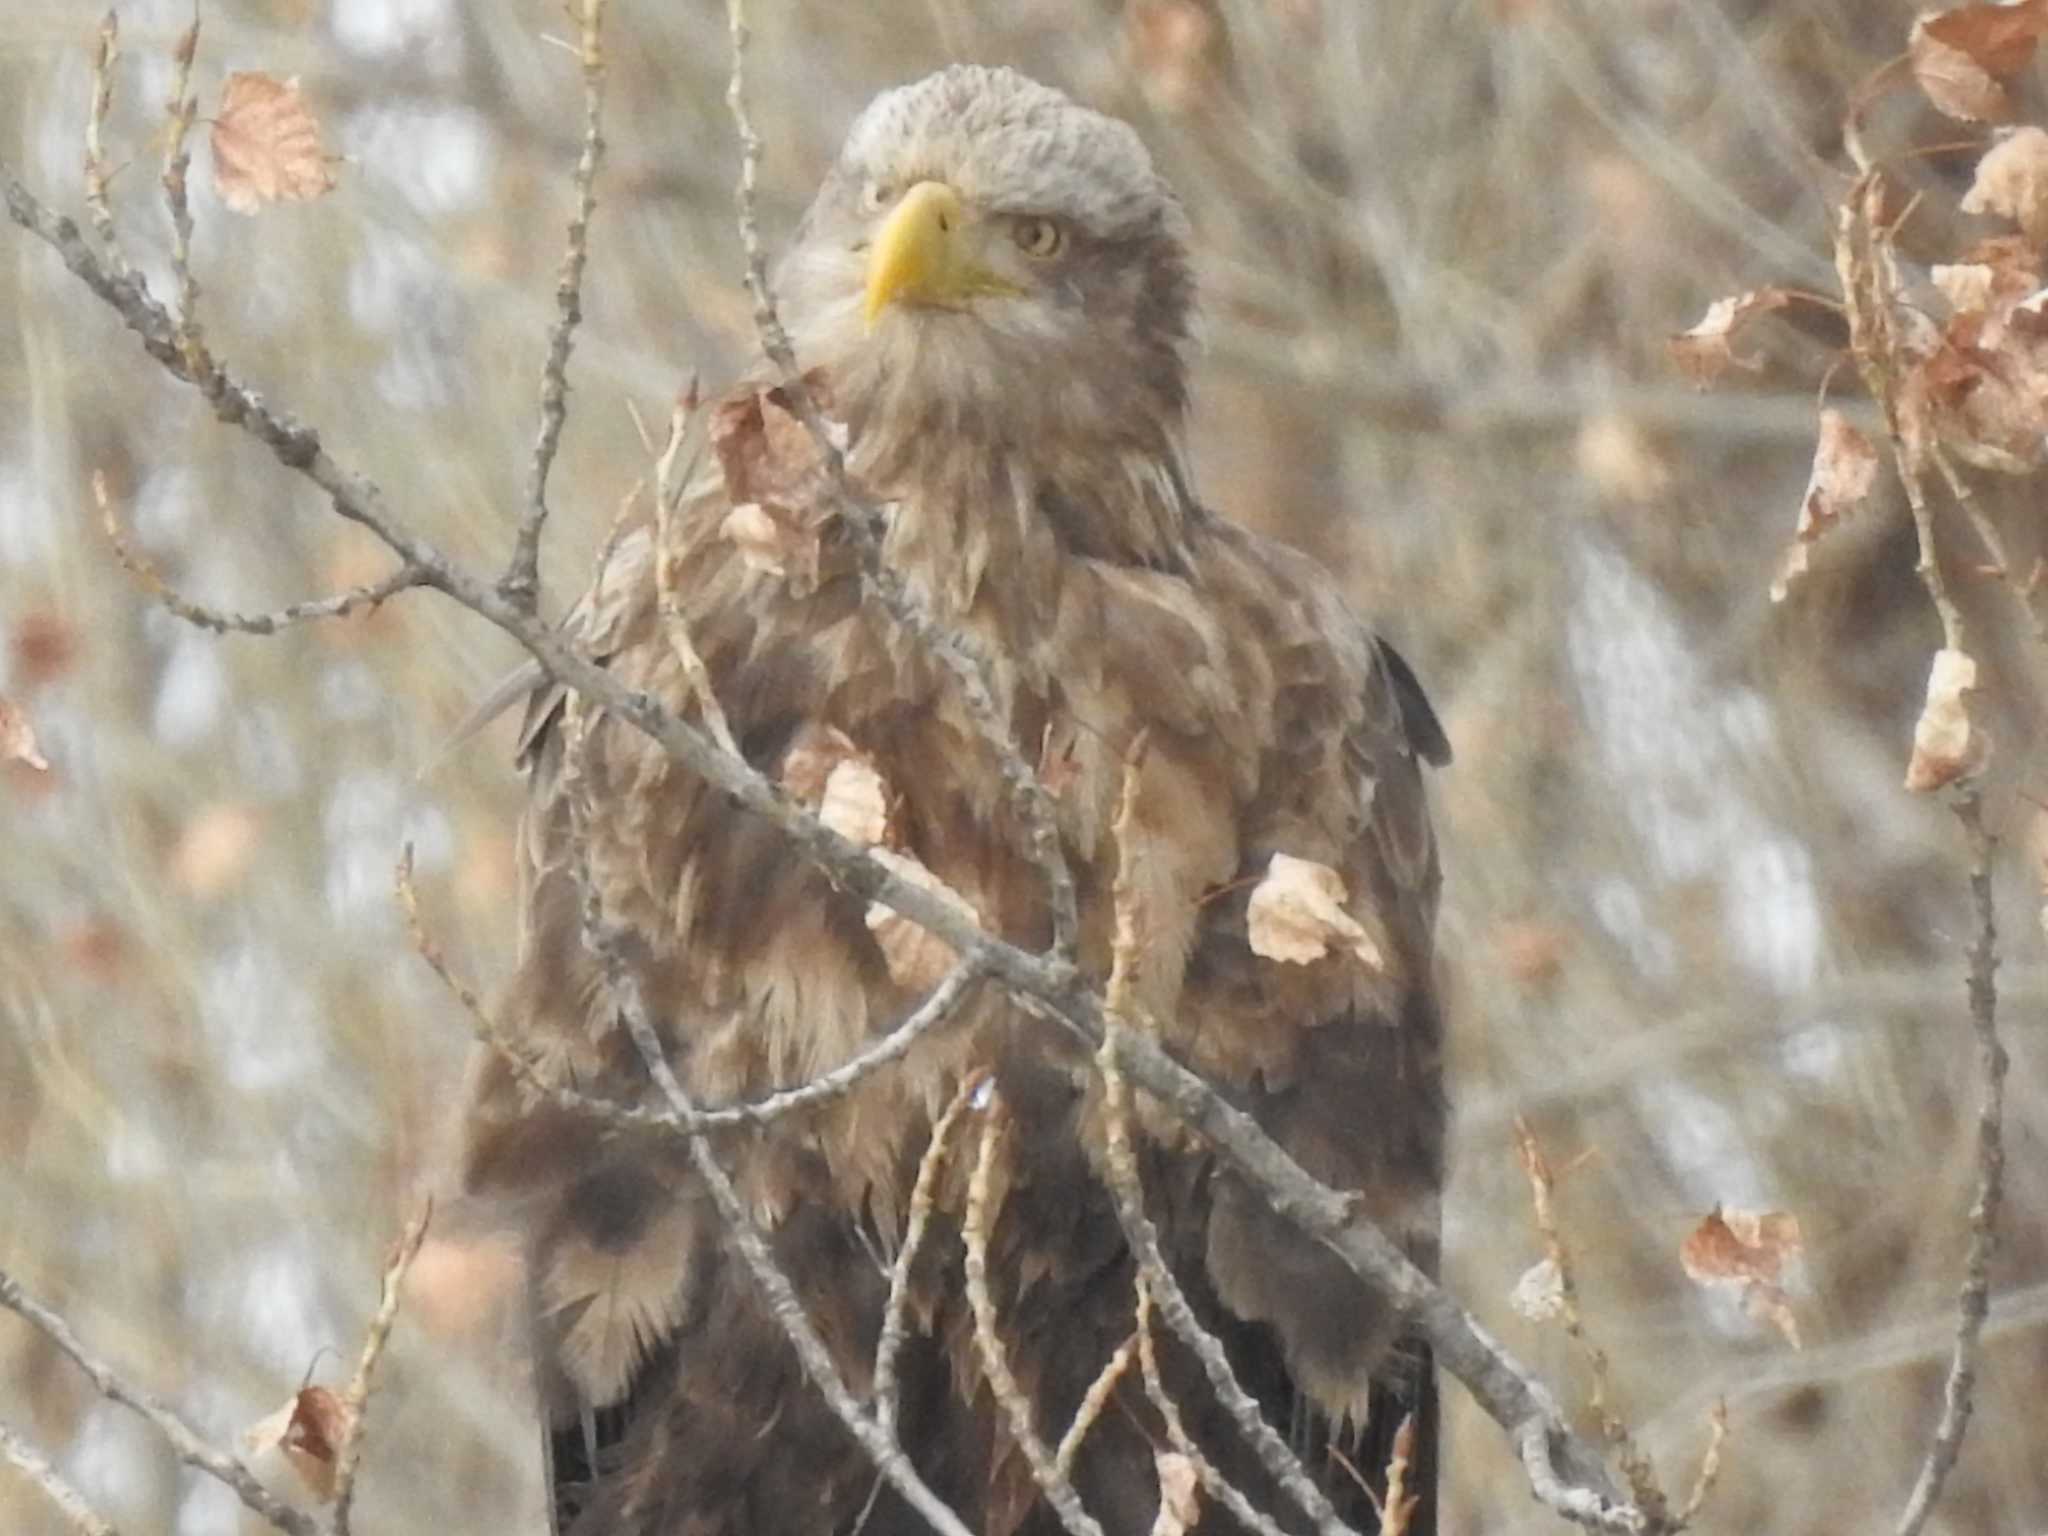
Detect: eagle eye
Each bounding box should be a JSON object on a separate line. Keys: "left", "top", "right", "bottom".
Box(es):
{"left": 860, "top": 181, "right": 895, "bottom": 213}
{"left": 1010, "top": 216, "right": 1067, "bottom": 259}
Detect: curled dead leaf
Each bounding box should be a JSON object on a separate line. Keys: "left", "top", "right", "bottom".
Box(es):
{"left": 709, "top": 376, "right": 841, "bottom": 597}
{"left": 210, "top": 72, "right": 337, "bottom": 214}
{"left": 1510, "top": 1256, "right": 1567, "bottom": 1322}
{"left": 0, "top": 696, "right": 50, "bottom": 772}
{"left": 1964, "top": 126, "right": 2048, "bottom": 244}
{"left": 1909, "top": 0, "right": 2048, "bottom": 121}
{"left": 1245, "top": 852, "right": 1384, "bottom": 971}
{"left": 1668, "top": 289, "right": 1791, "bottom": 387}
{"left": 1905, "top": 647, "right": 1990, "bottom": 792}
{"left": 779, "top": 725, "right": 892, "bottom": 846}
{"left": 1680, "top": 1206, "right": 1805, "bottom": 1348}
{"left": 243, "top": 1384, "right": 354, "bottom": 1501}
{"left": 1771, "top": 409, "right": 1880, "bottom": 602}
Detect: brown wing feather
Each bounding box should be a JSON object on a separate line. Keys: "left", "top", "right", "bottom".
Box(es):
{"left": 458, "top": 382, "right": 1446, "bottom": 1535}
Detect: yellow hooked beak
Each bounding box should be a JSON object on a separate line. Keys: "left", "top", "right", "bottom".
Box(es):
{"left": 863, "top": 181, "right": 1020, "bottom": 332}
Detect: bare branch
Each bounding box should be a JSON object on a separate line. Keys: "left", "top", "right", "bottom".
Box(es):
{"left": 1051, "top": 1330, "right": 1138, "bottom": 1484}
{"left": 1129, "top": 1283, "right": 1294, "bottom": 1536}
{"left": 0, "top": 1266, "right": 320, "bottom": 1536}
{"left": 160, "top": 16, "right": 204, "bottom": 381}
{"left": 1675, "top": 1402, "right": 1728, "bottom": 1528}
{"left": 98, "top": 470, "right": 424, "bottom": 635}
{"left": 1893, "top": 791, "right": 2007, "bottom": 1536}
{"left": 505, "top": 0, "right": 607, "bottom": 610}
{"left": 874, "top": 1074, "right": 982, "bottom": 1439}
{"left": 646, "top": 396, "right": 740, "bottom": 757}
{"left": 962, "top": 1100, "right": 1108, "bottom": 1536}
{"left": 0, "top": 1417, "right": 118, "bottom": 1536}
{"left": 329, "top": 1200, "right": 433, "bottom": 1536}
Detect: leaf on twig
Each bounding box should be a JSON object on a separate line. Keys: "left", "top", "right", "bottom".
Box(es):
{"left": 1679, "top": 1206, "right": 1804, "bottom": 1348}
{"left": 1148, "top": 1450, "right": 1201, "bottom": 1536}
{"left": 210, "top": 72, "right": 338, "bottom": 214}
{"left": 1667, "top": 289, "right": 1792, "bottom": 387}
{"left": 0, "top": 696, "right": 50, "bottom": 771}
{"left": 242, "top": 1384, "right": 354, "bottom": 1501}
{"left": 1245, "top": 852, "right": 1384, "bottom": 970}
{"left": 1510, "top": 1256, "right": 1568, "bottom": 1322}
{"left": 1909, "top": 0, "right": 2048, "bottom": 121}
{"left": 1771, "top": 409, "right": 1880, "bottom": 602}
{"left": 1963, "top": 126, "right": 2048, "bottom": 243}
{"left": 1905, "top": 647, "right": 1991, "bottom": 791}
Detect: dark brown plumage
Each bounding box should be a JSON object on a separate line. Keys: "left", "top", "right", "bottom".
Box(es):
{"left": 459, "top": 65, "right": 1448, "bottom": 1536}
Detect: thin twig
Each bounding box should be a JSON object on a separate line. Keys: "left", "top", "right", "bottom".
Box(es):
{"left": 0, "top": 1417, "right": 118, "bottom": 1536}
{"left": 1675, "top": 1401, "right": 1727, "bottom": 1527}
{"left": 1893, "top": 792, "right": 2007, "bottom": 1536}
{"left": 99, "top": 470, "right": 424, "bottom": 635}
{"left": 962, "top": 1099, "right": 1108, "bottom": 1536}
{"left": 0, "top": 1267, "right": 320, "bottom": 1536}
{"left": 646, "top": 393, "right": 740, "bottom": 756}
{"left": 505, "top": 0, "right": 607, "bottom": 610}
{"left": 1129, "top": 1282, "right": 1295, "bottom": 1536}
{"left": 1513, "top": 1119, "right": 1665, "bottom": 1523}
{"left": 719, "top": 0, "right": 1080, "bottom": 961}
{"left": 874, "top": 1073, "right": 984, "bottom": 1438}
{"left": 329, "top": 1199, "right": 432, "bottom": 1536}
{"left": 1052, "top": 1330, "right": 1139, "bottom": 1483}
{"left": 82, "top": 9, "right": 128, "bottom": 280}
{"left": 1378, "top": 1415, "right": 1419, "bottom": 1536}
{"left": 159, "top": 15, "right": 204, "bottom": 382}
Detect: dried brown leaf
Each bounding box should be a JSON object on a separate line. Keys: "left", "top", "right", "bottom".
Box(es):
{"left": 1667, "top": 289, "right": 1792, "bottom": 386}
{"left": 210, "top": 72, "right": 337, "bottom": 214}
{"left": 1910, "top": 0, "right": 2048, "bottom": 121}
{"left": 242, "top": 1384, "right": 354, "bottom": 1501}
{"left": 0, "top": 696, "right": 50, "bottom": 771}
{"left": 1905, "top": 647, "right": 1991, "bottom": 791}
{"left": 1245, "top": 852, "right": 1384, "bottom": 970}
{"left": 1964, "top": 126, "right": 2048, "bottom": 243}
{"left": 1771, "top": 410, "right": 1880, "bottom": 602}
{"left": 1680, "top": 1206, "right": 1805, "bottom": 1348}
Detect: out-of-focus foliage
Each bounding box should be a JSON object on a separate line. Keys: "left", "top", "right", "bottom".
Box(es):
{"left": 3, "top": 1, "right": 2046, "bottom": 1533}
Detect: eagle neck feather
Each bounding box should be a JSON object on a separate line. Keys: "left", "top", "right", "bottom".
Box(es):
{"left": 845, "top": 391, "right": 1198, "bottom": 636}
